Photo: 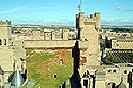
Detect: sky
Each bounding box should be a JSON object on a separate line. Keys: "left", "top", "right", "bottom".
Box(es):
{"left": 0, "top": 0, "right": 133, "bottom": 26}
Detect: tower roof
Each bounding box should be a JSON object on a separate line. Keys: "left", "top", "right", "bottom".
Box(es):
{"left": 117, "top": 77, "right": 127, "bottom": 88}
{"left": 117, "top": 82, "right": 127, "bottom": 88}
{"left": 11, "top": 69, "right": 23, "bottom": 87}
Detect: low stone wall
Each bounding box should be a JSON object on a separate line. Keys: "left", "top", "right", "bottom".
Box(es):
{"left": 24, "top": 40, "right": 89, "bottom": 49}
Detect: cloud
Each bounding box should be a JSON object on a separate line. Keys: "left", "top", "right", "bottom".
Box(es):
{"left": 12, "top": 19, "right": 74, "bottom": 26}
{"left": 43, "top": 19, "right": 74, "bottom": 26}
{"left": 115, "top": 7, "right": 133, "bottom": 12}
{"left": 0, "top": 6, "right": 74, "bottom": 26}
{"left": 102, "top": 18, "right": 133, "bottom": 25}
{"left": 0, "top": 7, "right": 25, "bottom": 15}
{"left": 0, "top": 6, "right": 55, "bottom": 21}
{"left": 0, "top": 6, "right": 55, "bottom": 15}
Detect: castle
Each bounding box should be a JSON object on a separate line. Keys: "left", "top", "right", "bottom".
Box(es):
{"left": 23, "top": 12, "right": 102, "bottom": 88}
{"left": 0, "top": 12, "right": 132, "bottom": 88}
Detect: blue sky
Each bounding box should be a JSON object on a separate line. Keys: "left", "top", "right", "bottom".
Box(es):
{"left": 0, "top": 0, "right": 133, "bottom": 26}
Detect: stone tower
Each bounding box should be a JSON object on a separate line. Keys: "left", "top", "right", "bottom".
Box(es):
{"left": 62, "top": 28, "right": 68, "bottom": 40}
{"left": 32, "top": 28, "right": 41, "bottom": 40}
{"left": 0, "top": 20, "right": 12, "bottom": 46}
{"left": 51, "top": 31, "right": 56, "bottom": 40}
{"left": 76, "top": 12, "right": 101, "bottom": 65}
{"left": 95, "top": 13, "right": 101, "bottom": 31}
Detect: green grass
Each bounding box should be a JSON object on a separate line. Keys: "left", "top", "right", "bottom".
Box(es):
{"left": 102, "top": 52, "right": 133, "bottom": 65}
{"left": 23, "top": 49, "right": 73, "bottom": 88}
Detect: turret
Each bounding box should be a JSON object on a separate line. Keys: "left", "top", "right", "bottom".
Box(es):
{"left": 51, "top": 31, "right": 55, "bottom": 40}
{"left": 95, "top": 13, "right": 101, "bottom": 31}
{"left": 62, "top": 28, "right": 68, "bottom": 40}
{"left": 90, "top": 14, "right": 95, "bottom": 19}
{"left": 76, "top": 12, "right": 85, "bottom": 40}
{"left": 0, "top": 20, "right": 12, "bottom": 46}
{"left": 11, "top": 67, "right": 23, "bottom": 88}
{"left": 0, "top": 20, "right": 11, "bottom": 27}
{"left": 79, "top": 12, "right": 85, "bottom": 28}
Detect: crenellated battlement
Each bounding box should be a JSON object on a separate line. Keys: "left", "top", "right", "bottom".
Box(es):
{"left": 0, "top": 20, "right": 11, "bottom": 26}
{"left": 76, "top": 12, "right": 101, "bottom": 31}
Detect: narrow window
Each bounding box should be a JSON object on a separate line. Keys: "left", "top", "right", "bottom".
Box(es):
{"left": 83, "top": 79, "right": 88, "bottom": 86}
{"left": 60, "top": 59, "right": 63, "bottom": 65}
{"left": 4, "top": 39, "right": 6, "bottom": 45}
{"left": 54, "top": 75, "right": 56, "bottom": 78}
{"left": 0, "top": 39, "right": 2, "bottom": 45}
{"left": 124, "top": 70, "right": 127, "bottom": 74}
{"left": 108, "top": 70, "right": 111, "bottom": 73}
{"left": 113, "top": 70, "right": 116, "bottom": 73}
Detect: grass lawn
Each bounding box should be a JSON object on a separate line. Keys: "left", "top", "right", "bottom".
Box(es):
{"left": 23, "top": 49, "right": 73, "bottom": 88}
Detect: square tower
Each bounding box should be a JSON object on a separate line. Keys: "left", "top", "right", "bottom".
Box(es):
{"left": 76, "top": 12, "right": 101, "bottom": 40}
{"left": 0, "top": 20, "right": 12, "bottom": 46}
{"left": 62, "top": 28, "right": 68, "bottom": 40}
{"left": 32, "top": 28, "right": 41, "bottom": 40}
{"left": 76, "top": 12, "right": 101, "bottom": 65}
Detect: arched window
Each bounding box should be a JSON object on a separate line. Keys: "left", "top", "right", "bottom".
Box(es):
{"left": 0, "top": 39, "right": 2, "bottom": 45}
{"left": 4, "top": 39, "right": 6, "bottom": 45}
{"left": 83, "top": 79, "right": 88, "bottom": 86}
{"left": 60, "top": 59, "right": 63, "bottom": 65}
{"left": 124, "top": 70, "right": 127, "bottom": 74}
{"left": 113, "top": 70, "right": 116, "bottom": 73}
